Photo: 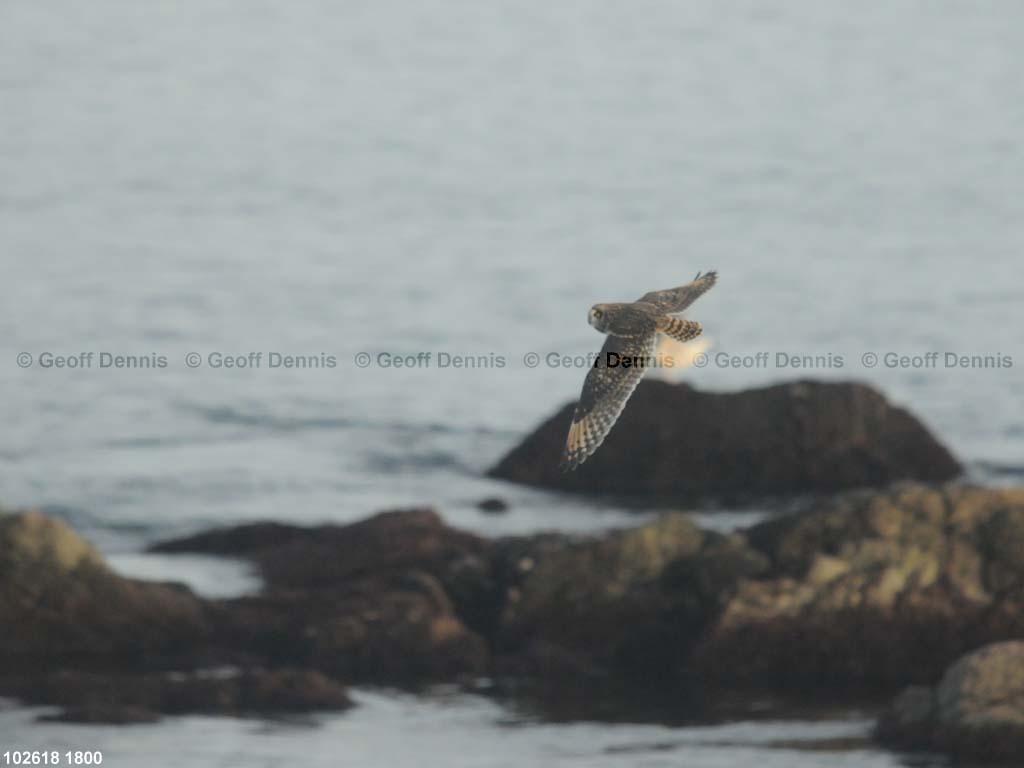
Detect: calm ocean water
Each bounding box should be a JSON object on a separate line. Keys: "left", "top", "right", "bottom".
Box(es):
{"left": 1, "top": 0, "right": 1020, "bottom": 764}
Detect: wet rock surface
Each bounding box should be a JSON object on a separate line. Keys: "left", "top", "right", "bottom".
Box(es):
{"left": 488, "top": 380, "right": 962, "bottom": 501}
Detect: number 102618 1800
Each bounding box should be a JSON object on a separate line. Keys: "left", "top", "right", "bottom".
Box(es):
{"left": 2, "top": 752, "right": 102, "bottom": 766}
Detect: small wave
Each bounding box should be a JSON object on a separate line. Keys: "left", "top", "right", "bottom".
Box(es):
{"left": 972, "top": 460, "right": 1024, "bottom": 479}
{"left": 182, "top": 402, "right": 516, "bottom": 438}
{"left": 101, "top": 434, "right": 218, "bottom": 449}
{"left": 185, "top": 403, "right": 358, "bottom": 431}
{"left": 363, "top": 450, "right": 466, "bottom": 474}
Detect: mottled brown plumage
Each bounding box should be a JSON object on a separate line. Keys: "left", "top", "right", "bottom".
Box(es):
{"left": 561, "top": 271, "right": 717, "bottom": 471}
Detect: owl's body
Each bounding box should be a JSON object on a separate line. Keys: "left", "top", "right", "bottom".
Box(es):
{"left": 588, "top": 302, "right": 660, "bottom": 337}
{"left": 561, "top": 271, "right": 717, "bottom": 471}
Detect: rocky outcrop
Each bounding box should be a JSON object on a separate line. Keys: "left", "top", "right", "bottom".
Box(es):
{"left": 488, "top": 380, "right": 962, "bottom": 500}
{"left": 0, "top": 508, "right": 470, "bottom": 723}
{"left": 153, "top": 508, "right": 492, "bottom": 684}
{"left": 488, "top": 484, "right": 1024, "bottom": 710}
{"left": 694, "top": 485, "right": 1024, "bottom": 690}
{"left": 877, "top": 641, "right": 1024, "bottom": 762}
{"left": 151, "top": 507, "right": 488, "bottom": 595}
{"left": 6, "top": 484, "right": 1024, "bottom": 726}
{"left": 0, "top": 510, "right": 210, "bottom": 670}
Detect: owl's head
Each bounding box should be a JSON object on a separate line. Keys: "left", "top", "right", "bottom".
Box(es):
{"left": 588, "top": 304, "right": 611, "bottom": 332}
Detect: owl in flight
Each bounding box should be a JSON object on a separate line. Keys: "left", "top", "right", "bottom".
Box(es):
{"left": 561, "top": 271, "right": 717, "bottom": 471}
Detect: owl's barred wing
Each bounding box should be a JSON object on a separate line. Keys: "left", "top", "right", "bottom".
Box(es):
{"left": 638, "top": 270, "right": 717, "bottom": 313}
{"left": 560, "top": 333, "right": 656, "bottom": 471}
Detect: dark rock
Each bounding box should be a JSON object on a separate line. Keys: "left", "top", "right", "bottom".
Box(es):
{"left": 157, "top": 510, "right": 494, "bottom": 686}
{"left": 153, "top": 508, "right": 487, "bottom": 593}
{"left": 39, "top": 704, "right": 161, "bottom": 725}
{"left": 488, "top": 380, "right": 962, "bottom": 501}
{"left": 875, "top": 685, "right": 936, "bottom": 746}
{"left": 237, "top": 668, "right": 352, "bottom": 712}
{"left": 29, "top": 667, "right": 351, "bottom": 724}
{"left": 149, "top": 521, "right": 309, "bottom": 556}
{"left": 476, "top": 497, "right": 509, "bottom": 514}
{"left": 496, "top": 514, "right": 751, "bottom": 682}
{"left": 213, "top": 572, "right": 489, "bottom": 685}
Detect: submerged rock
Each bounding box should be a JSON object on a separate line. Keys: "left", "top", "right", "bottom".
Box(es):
{"left": 877, "top": 641, "right": 1024, "bottom": 762}
{"left": 488, "top": 380, "right": 962, "bottom": 501}
{"left": 476, "top": 497, "right": 509, "bottom": 514}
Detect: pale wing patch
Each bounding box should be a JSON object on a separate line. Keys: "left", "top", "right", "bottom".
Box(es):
{"left": 649, "top": 335, "right": 711, "bottom": 381}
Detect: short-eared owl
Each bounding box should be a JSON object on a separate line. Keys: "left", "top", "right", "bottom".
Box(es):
{"left": 561, "top": 271, "right": 718, "bottom": 471}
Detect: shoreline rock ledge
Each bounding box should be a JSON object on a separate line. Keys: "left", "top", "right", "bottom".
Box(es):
{"left": 487, "top": 379, "right": 963, "bottom": 500}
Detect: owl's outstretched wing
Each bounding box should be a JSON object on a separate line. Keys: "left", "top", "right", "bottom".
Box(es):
{"left": 638, "top": 270, "right": 717, "bottom": 313}
{"left": 560, "top": 333, "right": 656, "bottom": 471}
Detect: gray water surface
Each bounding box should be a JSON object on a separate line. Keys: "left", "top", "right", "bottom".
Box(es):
{"left": 0, "top": 691, "right": 944, "bottom": 768}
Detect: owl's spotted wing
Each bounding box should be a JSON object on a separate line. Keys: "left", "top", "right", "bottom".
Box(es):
{"left": 638, "top": 270, "right": 717, "bottom": 313}
{"left": 561, "top": 333, "right": 656, "bottom": 471}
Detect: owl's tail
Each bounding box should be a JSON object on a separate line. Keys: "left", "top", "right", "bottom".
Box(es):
{"left": 656, "top": 316, "right": 702, "bottom": 343}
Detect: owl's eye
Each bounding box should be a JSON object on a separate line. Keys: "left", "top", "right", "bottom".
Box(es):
{"left": 593, "top": 309, "right": 603, "bottom": 318}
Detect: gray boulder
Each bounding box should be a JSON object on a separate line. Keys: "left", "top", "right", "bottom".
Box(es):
{"left": 878, "top": 641, "right": 1024, "bottom": 762}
